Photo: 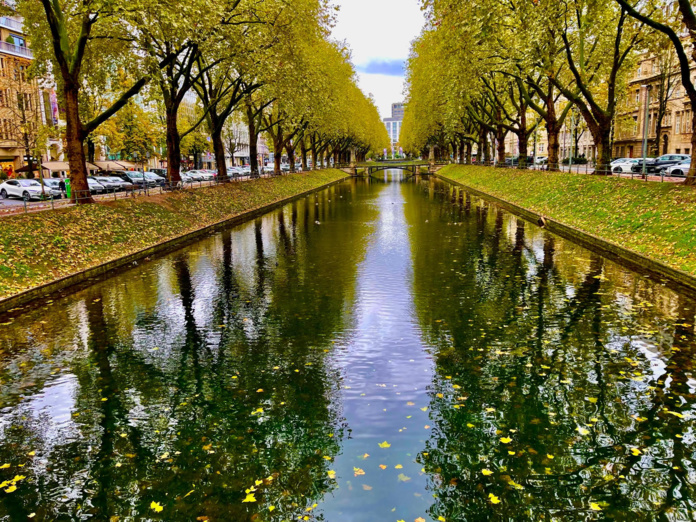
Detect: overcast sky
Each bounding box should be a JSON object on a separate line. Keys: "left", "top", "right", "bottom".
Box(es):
{"left": 331, "top": 0, "right": 425, "bottom": 119}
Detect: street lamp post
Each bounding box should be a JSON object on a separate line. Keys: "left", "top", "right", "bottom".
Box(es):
{"left": 641, "top": 84, "right": 652, "bottom": 179}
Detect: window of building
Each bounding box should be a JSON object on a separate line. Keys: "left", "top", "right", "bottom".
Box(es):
{"left": 676, "top": 112, "right": 682, "bottom": 133}
{"left": 9, "top": 34, "right": 25, "bottom": 47}
{"left": 676, "top": 148, "right": 681, "bottom": 153}
{"left": 637, "top": 65, "right": 642, "bottom": 77}
{"left": 635, "top": 90, "right": 640, "bottom": 104}
{"left": 633, "top": 115, "right": 639, "bottom": 135}
{"left": 687, "top": 148, "right": 691, "bottom": 154}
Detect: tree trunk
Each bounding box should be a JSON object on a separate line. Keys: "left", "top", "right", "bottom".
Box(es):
{"left": 247, "top": 111, "right": 259, "bottom": 177}
{"left": 274, "top": 148, "right": 282, "bottom": 176}
{"left": 594, "top": 126, "right": 613, "bottom": 174}
{"left": 211, "top": 127, "right": 228, "bottom": 182}
{"left": 311, "top": 137, "right": 318, "bottom": 170}
{"left": 481, "top": 130, "right": 491, "bottom": 165}
{"left": 300, "top": 140, "right": 308, "bottom": 171}
{"left": 496, "top": 126, "right": 506, "bottom": 165}
{"left": 518, "top": 132, "right": 528, "bottom": 169}
{"left": 165, "top": 105, "right": 182, "bottom": 184}
{"left": 547, "top": 124, "right": 561, "bottom": 171}
{"left": 64, "top": 83, "right": 92, "bottom": 203}
{"left": 465, "top": 142, "right": 472, "bottom": 164}
{"left": 287, "top": 144, "right": 296, "bottom": 173}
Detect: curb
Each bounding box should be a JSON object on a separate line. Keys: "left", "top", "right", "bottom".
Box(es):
{"left": 0, "top": 175, "right": 349, "bottom": 315}
{"left": 435, "top": 173, "right": 696, "bottom": 296}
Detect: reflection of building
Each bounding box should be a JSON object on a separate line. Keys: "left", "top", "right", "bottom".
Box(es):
{"left": 383, "top": 102, "right": 404, "bottom": 153}
{"left": 0, "top": 9, "right": 62, "bottom": 177}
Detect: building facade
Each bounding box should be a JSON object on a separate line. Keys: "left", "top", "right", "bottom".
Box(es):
{"left": 612, "top": 53, "right": 694, "bottom": 159}
{"left": 0, "top": 9, "right": 62, "bottom": 177}
{"left": 383, "top": 102, "right": 404, "bottom": 155}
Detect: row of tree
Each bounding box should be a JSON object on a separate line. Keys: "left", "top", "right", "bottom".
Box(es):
{"left": 400, "top": 0, "right": 696, "bottom": 184}
{"left": 20, "top": 0, "right": 389, "bottom": 201}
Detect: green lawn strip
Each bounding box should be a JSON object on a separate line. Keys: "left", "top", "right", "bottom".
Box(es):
{"left": 0, "top": 170, "right": 346, "bottom": 299}
{"left": 438, "top": 164, "right": 696, "bottom": 276}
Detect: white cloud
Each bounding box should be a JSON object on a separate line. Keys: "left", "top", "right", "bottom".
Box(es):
{"left": 332, "top": 0, "right": 424, "bottom": 118}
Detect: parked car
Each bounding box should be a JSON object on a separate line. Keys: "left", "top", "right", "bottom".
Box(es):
{"left": 241, "top": 165, "right": 252, "bottom": 175}
{"left": 631, "top": 154, "right": 690, "bottom": 174}
{"left": 89, "top": 176, "right": 121, "bottom": 192}
{"left": 612, "top": 158, "right": 644, "bottom": 173}
{"left": 113, "top": 171, "right": 154, "bottom": 188}
{"left": 0, "top": 179, "right": 52, "bottom": 200}
{"left": 40, "top": 179, "right": 65, "bottom": 198}
{"left": 534, "top": 156, "right": 548, "bottom": 165}
{"left": 663, "top": 161, "right": 691, "bottom": 177}
{"left": 143, "top": 172, "right": 166, "bottom": 186}
{"left": 505, "top": 156, "right": 534, "bottom": 167}
{"left": 180, "top": 173, "right": 194, "bottom": 183}
{"left": 280, "top": 163, "right": 290, "bottom": 173}
{"left": 149, "top": 168, "right": 168, "bottom": 178}
{"left": 94, "top": 176, "right": 133, "bottom": 191}
{"left": 185, "top": 170, "right": 207, "bottom": 181}
{"left": 87, "top": 178, "right": 106, "bottom": 194}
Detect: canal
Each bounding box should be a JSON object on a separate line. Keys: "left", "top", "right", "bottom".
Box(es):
{"left": 1, "top": 172, "right": 696, "bottom": 521}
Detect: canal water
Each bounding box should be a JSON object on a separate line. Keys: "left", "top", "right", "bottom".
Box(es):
{"left": 1, "top": 172, "right": 696, "bottom": 521}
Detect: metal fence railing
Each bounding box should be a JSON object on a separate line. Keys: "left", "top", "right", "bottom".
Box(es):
{"left": 0, "top": 172, "right": 278, "bottom": 217}
{"left": 442, "top": 160, "right": 690, "bottom": 183}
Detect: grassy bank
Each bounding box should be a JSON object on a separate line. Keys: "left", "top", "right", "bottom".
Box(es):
{"left": 439, "top": 164, "right": 696, "bottom": 277}
{"left": 0, "top": 170, "right": 346, "bottom": 300}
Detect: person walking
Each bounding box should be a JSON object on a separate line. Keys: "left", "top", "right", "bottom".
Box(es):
{"left": 58, "top": 177, "right": 66, "bottom": 197}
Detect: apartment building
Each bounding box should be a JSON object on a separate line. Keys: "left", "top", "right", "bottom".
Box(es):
{"left": 0, "top": 8, "right": 62, "bottom": 177}
{"left": 613, "top": 54, "right": 694, "bottom": 158}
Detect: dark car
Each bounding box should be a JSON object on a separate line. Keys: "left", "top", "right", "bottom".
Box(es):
{"left": 112, "top": 170, "right": 155, "bottom": 188}
{"left": 149, "top": 168, "right": 168, "bottom": 178}
{"left": 631, "top": 154, "right": 690, "bottom": 174}
{"left": 505, "top": 156, "right": 535, "bottom": 167}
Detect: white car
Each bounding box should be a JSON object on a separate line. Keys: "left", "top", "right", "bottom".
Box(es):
{"left": 611, "top": 158, "right": 644, "bottom": 173}
{"left": 185, "top": 170, "right": 206, "bottom": 181}
{"left": 665, "top": 161, "right": 691, "bottom": 177}
{"left": 0, "top": 179, "right": 50, "bottom": 200}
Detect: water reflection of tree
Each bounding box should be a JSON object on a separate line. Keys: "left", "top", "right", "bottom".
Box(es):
{"left": 0, "top": 180, "right": 376, "bottom": 520}
{"left": 406, "top": 180, "right": 696, "bottom": 521}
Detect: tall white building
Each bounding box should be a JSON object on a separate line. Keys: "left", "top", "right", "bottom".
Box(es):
{"left": 383, "top": 102, "right": 404, "bottom": 154}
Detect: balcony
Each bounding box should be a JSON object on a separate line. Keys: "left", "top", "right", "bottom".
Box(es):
{"left": 0, "top": 40, "right": 32, "bottom": 59}
{"left": 0, "top": 16, "right": 22, "bottom": 32}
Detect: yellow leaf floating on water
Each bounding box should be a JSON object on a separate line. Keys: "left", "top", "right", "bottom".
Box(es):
{"left": 438, "top": 517, "right": 447, "bottom": 522}
{"left": 500, "top": 437, "right": 512, "bottom": 444}
{"left": 327, "top": 470, "right": 336, "bottom": 479}
{"left": 395, "top": 464, "right": 403, "bottom": 469}
{"left": 577, "top": 427, "right": 590, "bottom": 436}
{"left": 631, "top": 448, "right": 642, "bottom": 456}
{"left": 268, "top": 506, "right": 275, "bottom": 512}
{"left": 378, "top": 441, "right": 391, "bottom": 448}
{"left": 397, "top": 473, "right": 411, "bottom": 482}
{"left": 354, "top": 467, "right": 365, "bottom": 476}
{"left": 362, "top": 484, "right": 372, "bottom": 490}
{"left": 420, "top": 407, "right": 428, "bottom": 412}
{"left": 150, "top": 501, "right": 163, "bottom": 512}
{"left": 482, "top": 469, "right": 493, "bottom": 476}
{"left": 488, "top": 493, "right": 501, "bottom": 504}
{"left": 379, "top": 464, "right": 387, "bottom": 470}
{"left": 547, "top": 454, "right": 554, "bottom": 459}
{"left": 416, "top": 518, "right": 426, "bottom": 522}
{"left": 590, "top": 502, "right": 602, "bottom": 511}
{"left": 4, "top": 486, "right": 16, "bottom": 493}
{"left": 242, "top": 493, "right": 256, "bottom": 503}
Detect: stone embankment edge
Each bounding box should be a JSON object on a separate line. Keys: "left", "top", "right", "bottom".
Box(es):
{"left": 435, "top": 173, "right": 696, "bottom": 296}
{"left": 0, "top": 175, "right": 349, "bottom": 314}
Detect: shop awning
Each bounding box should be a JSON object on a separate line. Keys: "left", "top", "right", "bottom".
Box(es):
{"left": 92, "top": 160, "right": 139, "bottom": 171}
{"left": 16, "top": 164, "right": 50, "bottom": 173}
